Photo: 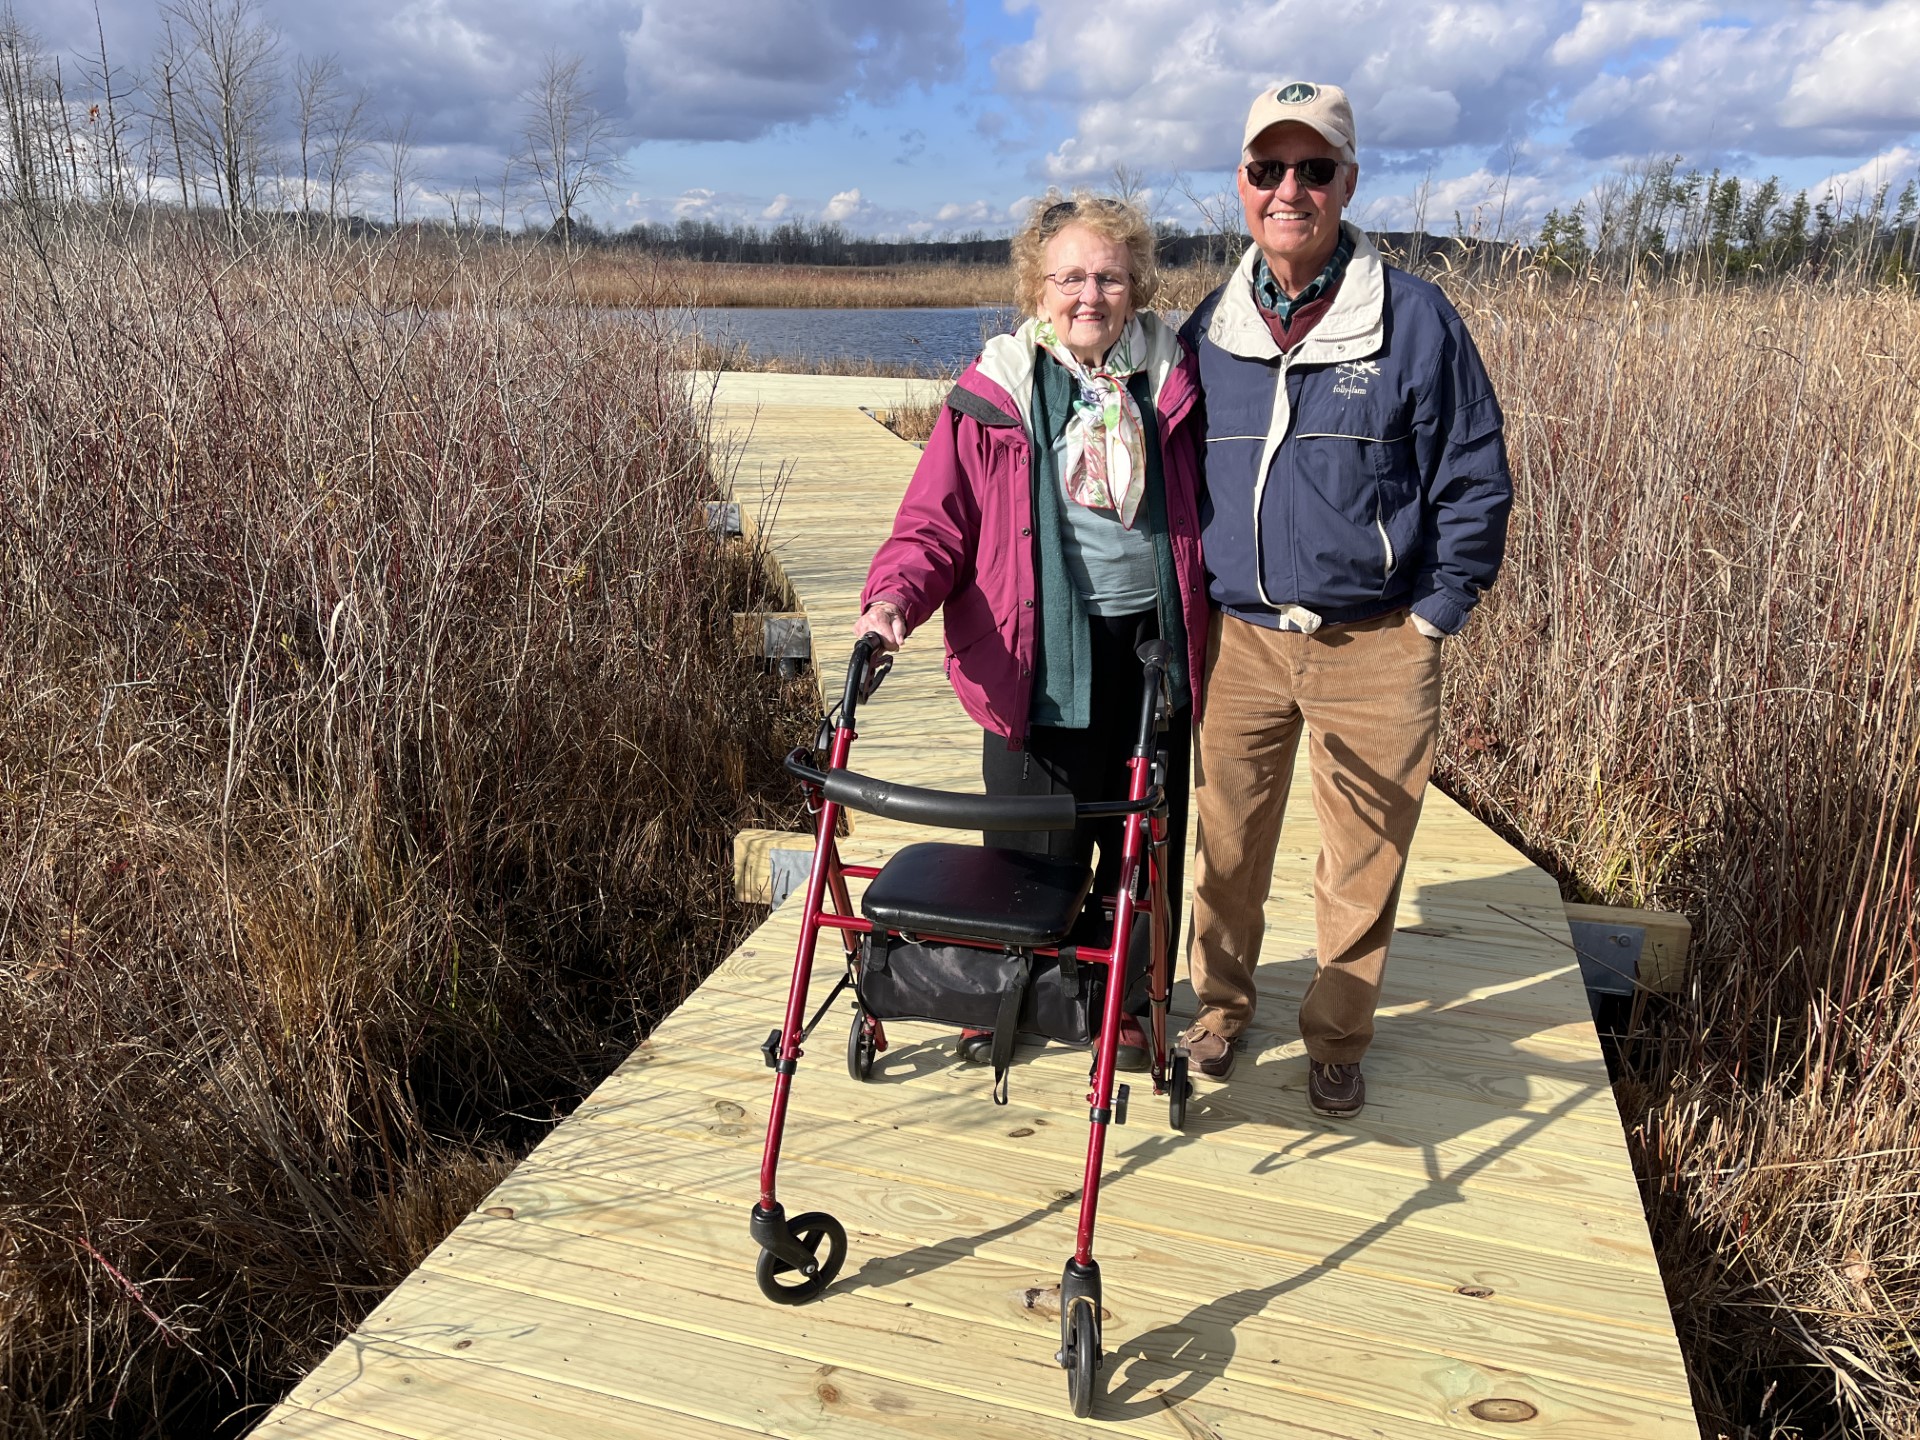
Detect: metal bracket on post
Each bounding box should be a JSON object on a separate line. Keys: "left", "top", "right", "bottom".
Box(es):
{"left": 1567, "top": 919, "right": 1644, "bottom": 1021}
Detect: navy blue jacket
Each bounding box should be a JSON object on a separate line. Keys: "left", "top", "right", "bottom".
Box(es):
{"left": 1179, "top": 228, "right": 1511, "bottom": 635}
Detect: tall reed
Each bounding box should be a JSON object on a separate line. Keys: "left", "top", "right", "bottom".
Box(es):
{"left": 0, "top": 221, "right": 807, "bottom": 1435}
{"left": 1436, "top": 268, "right": 1920, "bottom": 1437}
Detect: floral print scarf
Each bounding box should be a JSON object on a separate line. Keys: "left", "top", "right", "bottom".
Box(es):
{"left": 1031, "top": 315, "right": 1149, "bottom": 529}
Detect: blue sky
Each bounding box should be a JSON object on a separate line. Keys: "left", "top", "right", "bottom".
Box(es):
{"left": 32, "top": 0, "right": 1920, "bottom": 239}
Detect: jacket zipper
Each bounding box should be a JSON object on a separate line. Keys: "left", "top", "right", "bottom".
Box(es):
{"left": 1251, "top": 352, "right": 1295, "bottom": 610}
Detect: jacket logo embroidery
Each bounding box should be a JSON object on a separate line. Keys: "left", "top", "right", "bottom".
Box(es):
{"left": 1333, "top": 360, "right": 1381, "bottom": 398}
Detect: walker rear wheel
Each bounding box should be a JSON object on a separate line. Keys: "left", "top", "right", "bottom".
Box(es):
{"left": 847, "top": 1009, "right": 877, "bottom": 1082}
{"left": 1168, "top": 1050, "right": 1191, "bottom": 1130}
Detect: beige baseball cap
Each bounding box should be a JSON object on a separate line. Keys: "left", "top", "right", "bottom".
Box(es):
{"left": 1242, "top": 80, "right": 1357, "bottom": 164}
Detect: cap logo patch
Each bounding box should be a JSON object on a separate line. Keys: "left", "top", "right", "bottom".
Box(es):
{"left": 1275, "top": 82, "right": 1318, "bottom": 104}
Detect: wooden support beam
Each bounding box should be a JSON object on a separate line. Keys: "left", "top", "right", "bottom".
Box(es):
{"left": 731, "top": 827, "right": 814, "bottom": 907}
{"left": 731, "top": 611, "right": 811, "bottom": 661}
{"left": 1564, "top": 902, "right": 1691, "bottom": 994}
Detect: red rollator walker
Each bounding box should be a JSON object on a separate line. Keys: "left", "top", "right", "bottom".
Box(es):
{"left": 748, "top": 633, "right": 1191, "bottom": 1418}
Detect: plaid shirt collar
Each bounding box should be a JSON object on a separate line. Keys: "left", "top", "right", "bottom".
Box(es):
{"left": 1252, "top": 228, "right": 1355, "bottom": 322}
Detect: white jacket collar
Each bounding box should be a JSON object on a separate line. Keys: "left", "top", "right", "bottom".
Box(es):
{"left": 1204, "top": 222, "right": 1385, "bottom": 365}
{"left": 974, "top": 311, "right": 1186, "bottom": 431}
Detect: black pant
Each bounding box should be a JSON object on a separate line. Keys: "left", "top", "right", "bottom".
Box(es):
{"left": 981, "top": 611, "right": 1191, "bottom": 942}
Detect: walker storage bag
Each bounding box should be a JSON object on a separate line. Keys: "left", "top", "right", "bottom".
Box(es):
{"left": 854, "top": 917, "right": 1152, "bottom": 1047}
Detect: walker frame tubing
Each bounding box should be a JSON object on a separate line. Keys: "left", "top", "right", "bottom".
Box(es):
{"left": 756, "top": 653, "right": 1174, "bottom": 1275}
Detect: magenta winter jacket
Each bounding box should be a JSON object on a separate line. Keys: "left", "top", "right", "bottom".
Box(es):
{"left": 861, "top": 314, "right": 1209, "bottom": 746}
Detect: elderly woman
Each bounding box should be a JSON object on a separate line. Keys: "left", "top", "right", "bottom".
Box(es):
{"left": 854, "top": 194, "right": 1208, "bottom": 1068}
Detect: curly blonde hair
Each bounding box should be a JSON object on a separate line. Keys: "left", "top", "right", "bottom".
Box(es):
{"left": 1011, "top": 190, "right": 1160, "bottom": 318}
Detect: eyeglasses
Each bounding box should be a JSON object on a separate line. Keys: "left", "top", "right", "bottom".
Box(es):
{"left": 1243, "top": 157, "right": 1344, "bottom": 191}
{"left": 1044, "top": 270, "right": 1131, "bottom": 297}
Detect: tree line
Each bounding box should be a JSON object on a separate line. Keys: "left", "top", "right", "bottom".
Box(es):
{"left": 4, "top": 2, "right": 1917, "bottom": 282}
{"left": 1535, "top": 154, "right": 1920, "bottom": 283}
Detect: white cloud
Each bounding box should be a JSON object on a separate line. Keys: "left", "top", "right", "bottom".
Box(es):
{"left": 1014, "top": 0, "right": 1565, "bottom": 177}
{"left": 935, "top": 200, "right": 996, "bottom": 223}
{"left": 1810, "top": 146, "right": 1920, "bottom": 209}
{"left": 821, "top": 188, "right": 869, "bottom": 223}
{"left": 1548, "top": 1, "right": 1715, "bottom": 67}
{"left": 1367, "top": 86, "right": 1464, "bottom": 149}
{"left": 761, "top": 194, "right": 794, "bottom": 220}
{"left": 387, "top": 0, "right": 513, "bottom": 78}
{"left": 1004, "top": 0, "right": 1920, "bottom": 187}
{"left": 1561, "top": 4, "right": 1920, "bottom": 159}
{"left": 1782, "top": 4, "right": 1920, "bottom": 131}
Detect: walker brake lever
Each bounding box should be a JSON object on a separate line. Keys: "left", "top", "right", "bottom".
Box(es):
{"left": 859, "top": 652, "right": 893, "bottom": 702}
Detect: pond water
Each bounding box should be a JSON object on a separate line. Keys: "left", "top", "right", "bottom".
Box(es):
{"left": 687, "top": 306, "right": 1020, "bottom": 371}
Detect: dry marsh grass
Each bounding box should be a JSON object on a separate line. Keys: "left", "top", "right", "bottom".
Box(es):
{"left": 388, "top": 251, "right": 1016, "bottom": 310}
{"left": 349, "top": 246, "right": 1230, "bottom": 313}
{"left": 0, "top": 223, "right": 808, "bottom": 1435}
{"left": 1437, "top": 270, "right": 1920, "bottom": 1437}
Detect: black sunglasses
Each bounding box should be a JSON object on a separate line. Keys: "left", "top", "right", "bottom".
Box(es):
{"left": 1040, "top": 196, "right": 1126, "bottom": 227}
{"left": 1243, "top": 157, "right": 1344, "bottom": 190}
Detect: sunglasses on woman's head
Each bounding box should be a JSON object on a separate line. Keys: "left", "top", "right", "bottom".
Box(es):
{"left": 1041, "top": 196, "right": 1125, "bottom": 227}
{"left": 1243, "top": 157, "right": 1344, "bottom": 190}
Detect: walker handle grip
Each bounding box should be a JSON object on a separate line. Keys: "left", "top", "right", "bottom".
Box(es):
{"left": 822, "top": 769, "right": 1079, "bottom": 832}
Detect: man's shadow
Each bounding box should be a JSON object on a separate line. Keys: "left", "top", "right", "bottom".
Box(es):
{"left": 829, "top": 851, "right": 1625, "bottom": 1421}
{"left": 1079, "top": 857, "right": 1630, "bottom": 1418}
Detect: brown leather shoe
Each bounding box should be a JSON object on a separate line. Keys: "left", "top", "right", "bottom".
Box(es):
{"left": 1181, "top": 1025, "right": 1235, "bottom": 1080}
{"left": 1308, "top": 1060, "right": 1365, "bottom": 1117}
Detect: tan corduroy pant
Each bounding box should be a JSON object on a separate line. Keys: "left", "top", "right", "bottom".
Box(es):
{"left": 1187, "top": 608, "right": 1441, "bottom": 1064}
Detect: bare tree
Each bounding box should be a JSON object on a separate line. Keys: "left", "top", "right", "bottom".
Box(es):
{"left": 77, "top": 1, "right": 132, "bottom": 205}
{"left": 158, "top": 0, "right": 280, "bottom": 245}
{"left": 291, "top": 51, "right": 341, "bottom": 227}
{"left": 1173, "top": 170, "right": 1245, "bottom": 269}
{"left": 319, "top": 80, "right": 369, "bottom": 224}
{"left": 0, "top": 6, "right": 63, "bottom": 216}
{"left": 516, "top": 52, "right": 623, "bottom": 245}
{"left": 1110, "top": 161, "right": 1152, "bottom": 214}
{"left": 1410, "top": 167, "right": 1434, "bottom": 254}
{"left": 384, "top": 110, "right": 416, "bottom": 227}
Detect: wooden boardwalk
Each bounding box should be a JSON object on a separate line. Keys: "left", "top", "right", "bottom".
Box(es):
{"left": 260, "top": 373, "right": 1698, "bottom": 1438}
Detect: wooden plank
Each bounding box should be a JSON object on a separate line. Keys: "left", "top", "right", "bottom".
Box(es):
{"left": 424, "top": 1203, "right": 1690, "bottom": 1438}
{"left": 490, "top": 1139, "right": 1691, "bottom": 1408}
{"left": 349, "top": 1268, "right": 1384, "bottom": 1440}
{"left": 528, "top": 1089, "right": 1679, "bottom": 1338}
{"left": 282, "top": 1334, "right": 797, "bottom": 1440}
{"left": 613, "top": 1018, "right": 1656, "bottom": 1221}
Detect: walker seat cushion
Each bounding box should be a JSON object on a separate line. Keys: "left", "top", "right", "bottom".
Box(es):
{"left": 860, "top": 842, "right": 1093, "bottom": 948}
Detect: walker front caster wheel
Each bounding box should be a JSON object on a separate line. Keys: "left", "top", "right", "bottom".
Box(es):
{"left": 1061, "top": 1294, "right": 1101, "bottom": 1416}
{"left": 753, "top": 1210, "right": 847, "bottom": 1304}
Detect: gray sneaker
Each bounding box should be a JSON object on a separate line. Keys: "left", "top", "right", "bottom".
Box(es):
{"left": 1308, "top": 1060, "right": 1365, "bottom": 1117}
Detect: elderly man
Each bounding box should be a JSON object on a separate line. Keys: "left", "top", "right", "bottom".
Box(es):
{"left": 1177, "top": 81, "right": 1511, "bottom": 1116}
